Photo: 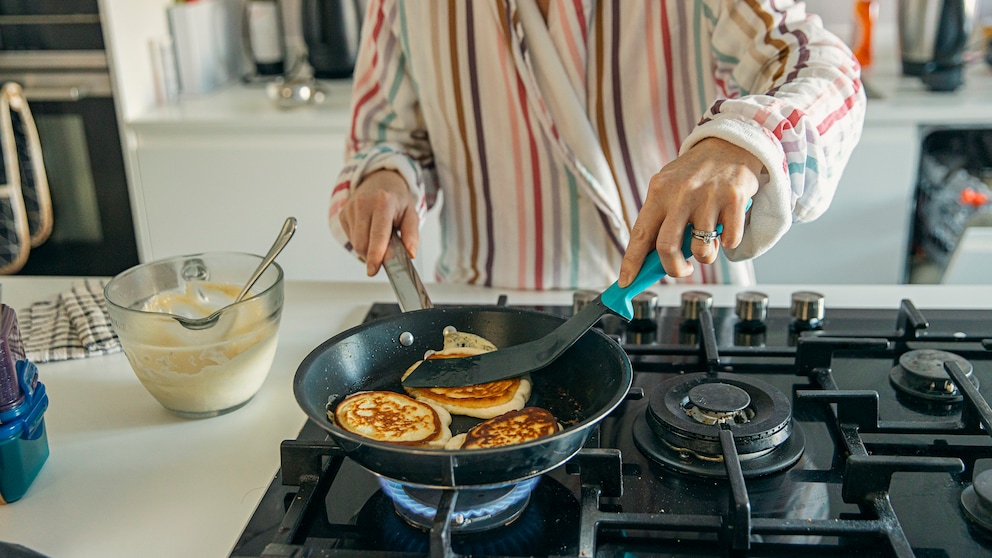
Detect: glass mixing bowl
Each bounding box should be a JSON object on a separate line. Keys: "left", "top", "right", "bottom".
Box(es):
{"left": 104, "top": 252, "right": 284, "bottom": 418}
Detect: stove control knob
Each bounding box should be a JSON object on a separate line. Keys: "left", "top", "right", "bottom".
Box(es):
{"left": 680, "top": 290, "right": 714, "bottom": 321}
{"left": 631, "top": 291, "right": 659, "bottom": 322}
{"left": 735, "top": 291, "right": 769, "bottom": 323}
{"left": 627, "top": 291, "right": 659, "bottom": 335}
{"left": 790, "top": 291, "right": 825, "bottom": 324}
{"left": 572, "top": 289, "right": 599, "bottom": 315}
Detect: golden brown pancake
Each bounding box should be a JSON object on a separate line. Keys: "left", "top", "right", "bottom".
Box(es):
{"left": 402, "top": 330, "right": 531, "bottom": 419}
{"left": 445, "top": 407, "right": 561, "bottom": 450}
{"left": 332, "top": 391, "right": 452, "bottom": 448}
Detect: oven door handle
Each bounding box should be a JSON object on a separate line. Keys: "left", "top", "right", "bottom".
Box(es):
{"left": 19, "top": 86, "right": 93, "bottom": 102}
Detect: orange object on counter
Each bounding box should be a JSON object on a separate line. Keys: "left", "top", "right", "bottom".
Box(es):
{"left": 960, "top": 187, "right": 989, "bottom": 207}
{"left": 853, "top": 0, "right": 879, "bottom": 69}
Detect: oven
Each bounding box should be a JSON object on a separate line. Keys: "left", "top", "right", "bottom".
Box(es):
{"left": 909, "top": 126, "right": 992, "bottom": 284}
{"left": 0, "top": 0, "right": 139, "bottom": 276}
{"left": 231, "top": 290, "right": 992, "bottom": 557}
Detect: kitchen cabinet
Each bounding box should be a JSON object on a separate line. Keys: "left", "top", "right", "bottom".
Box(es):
{"left": 131, "top": 125, "right": 356, "bottom": 282}
{"left": 752, "top": 124, "right": 918, "bottom": 284}
{"left": 126, "top": 84, "right": 441, "bottom": 283}
{"left": 124, "top": 104, "right": 927, "bottom": 285}
{"left": 126, "top": 92, "right": 925, "bottom": 285}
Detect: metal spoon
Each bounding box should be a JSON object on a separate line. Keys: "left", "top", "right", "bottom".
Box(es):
{"left": 175, "top": 217, "right": 297, "bottom": 330}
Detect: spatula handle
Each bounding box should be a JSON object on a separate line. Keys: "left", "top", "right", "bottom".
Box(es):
{"left": 600, "top": 224, "right": 705, "bottom": 320}
{"left": 601, "top": 200, "right": 751, "bottom": 320}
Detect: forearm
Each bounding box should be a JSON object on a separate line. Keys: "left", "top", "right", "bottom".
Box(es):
{"left": 329, "top": 145, "right": 431, "bottom": 250}
{"left": 330, "top": 0, "right": 437, "bottom": 250}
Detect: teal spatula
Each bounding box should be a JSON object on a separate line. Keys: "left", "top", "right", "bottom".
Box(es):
{"left": 401, "top": 208, "right": 745, "bottom": 388}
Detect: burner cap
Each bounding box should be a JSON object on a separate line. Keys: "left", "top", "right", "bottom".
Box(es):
{"left": 889, "top": 349, "right": 978, "bottom": 403}
{"left": 634, "top": 372, "right": 804, "bottom": 478}
{"left": 647, "top": 373, "right": 793, "bottom": 455}
{"left": 962, "top": 469, "right": 992, "bottom": 533}
{"left": 685, "top": 383, "right": 752, "bottom": 425}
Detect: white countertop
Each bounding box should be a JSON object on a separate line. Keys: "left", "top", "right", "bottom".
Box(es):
{"left": 1, "top": 277, "right": 992, "bottom": 558}
{"left": 861, "top": 46, "right": 992, "bottom": 126}
{"left": 128, "top": 79, "right": 356, "bottom": 133}
{"left": 126, "top": 39, "right": 992, "bottom": 133}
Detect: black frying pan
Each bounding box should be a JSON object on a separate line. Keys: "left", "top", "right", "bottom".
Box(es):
{"left": 293, "top": 236, "right": 633, "bottom": 488}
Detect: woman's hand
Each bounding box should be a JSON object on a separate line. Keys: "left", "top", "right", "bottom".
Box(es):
{"left": 337, "top": 170, "right": 420, "bottom": 276}
{"left": 618, "top": 137, "right": 763, "bottom": 287}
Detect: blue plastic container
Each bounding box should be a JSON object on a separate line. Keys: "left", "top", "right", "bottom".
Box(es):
{"left": 0, "top": 360, "right": 49, "bottom": 504}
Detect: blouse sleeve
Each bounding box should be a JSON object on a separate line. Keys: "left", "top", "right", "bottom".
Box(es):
{"left": 682, "top": 0, "right": 867, "bottom": 261}
{"left": 328, "top": 0, "right": 438, "bottom": 251}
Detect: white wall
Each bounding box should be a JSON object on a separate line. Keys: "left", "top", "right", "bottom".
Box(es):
{"left": 99, "top": 0, "right": 176, "bottom": 122}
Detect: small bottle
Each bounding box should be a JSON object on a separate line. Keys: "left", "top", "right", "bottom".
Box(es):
{"left": 852, "top": 0, "right": 879, "bottom": 70}
{"left": 246, "top": 0, "right": 286, "bottom": 77}
{"left": 0, "top": 306, "right": 24, "bottom": 413}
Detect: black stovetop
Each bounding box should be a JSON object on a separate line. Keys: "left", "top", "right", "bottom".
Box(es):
{"left": 231, "top": 295, "right": 992, "bottom": 558}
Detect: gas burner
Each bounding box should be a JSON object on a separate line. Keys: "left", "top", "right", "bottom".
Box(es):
{"left": 888, "top": 349, "right": 979, "bottom": 404}
{"left": 634, "top": 372, "right": 805, "bottom": 478}
{"left": 359, "top": 477, "right": 579, "bottom": 555}
{"left": 378, "top": 477, "right": 540, "bottom": 534}
{"left": 962, "top": 469, "right": 992, "bottom": 535}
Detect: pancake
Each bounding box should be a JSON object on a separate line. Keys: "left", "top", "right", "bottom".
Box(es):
{"left": 402, "top": 330, "right": 531, "bottom": 420}
{"left": 445, "top": 407, "right": 561, "bottom": 450}
{"left": 332, "top": 390, "right": 452, "bottom": 448}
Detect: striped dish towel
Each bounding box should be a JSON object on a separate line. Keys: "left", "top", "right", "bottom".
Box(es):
{"left": 18, "top": 279, "right": 121, "bottom": 363}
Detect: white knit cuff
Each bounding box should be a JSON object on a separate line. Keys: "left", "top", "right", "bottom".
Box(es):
{"left": 680, "top": 118, "right": 793, "bottom": 261}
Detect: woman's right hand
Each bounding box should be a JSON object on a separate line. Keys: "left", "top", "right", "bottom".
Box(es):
{"left": 337, "top": 169, "right": 420, "bottom": 277}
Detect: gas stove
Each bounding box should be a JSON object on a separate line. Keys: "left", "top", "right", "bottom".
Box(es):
{"left": 231, "top": 290, "right": 992, "bottom": 558}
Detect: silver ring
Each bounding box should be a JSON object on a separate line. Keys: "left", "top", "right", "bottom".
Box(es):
{"left": 690, "top": 228, "right": 719, "bottom": 243}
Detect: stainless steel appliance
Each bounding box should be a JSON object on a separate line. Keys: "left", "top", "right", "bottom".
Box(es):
{"left": 232, "top": 290, "right": 992, "bottom": 557}
{"left": 0, "top": 0, "right": 139, "bottom": 276}
{"left": 245, "top": 0, "right": 287, "bottom": 77}
{"left": 301, "top": 0, "right": 362, "bottom": 79}
{"left": 898, "top": 0, "right": 977, "bottom": 91}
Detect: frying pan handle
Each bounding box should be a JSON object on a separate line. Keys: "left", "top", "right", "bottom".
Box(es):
{"left": 383, "top": 232, "right": 434, "bottom": 311}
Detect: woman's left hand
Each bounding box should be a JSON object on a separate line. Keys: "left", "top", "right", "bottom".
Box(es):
{"left": 618, "top": 137, "right": 763, "bottom": 287}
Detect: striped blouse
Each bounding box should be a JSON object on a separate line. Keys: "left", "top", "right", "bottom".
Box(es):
{"left": 329, "top": 0, "right": 866, "bottom": 290}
